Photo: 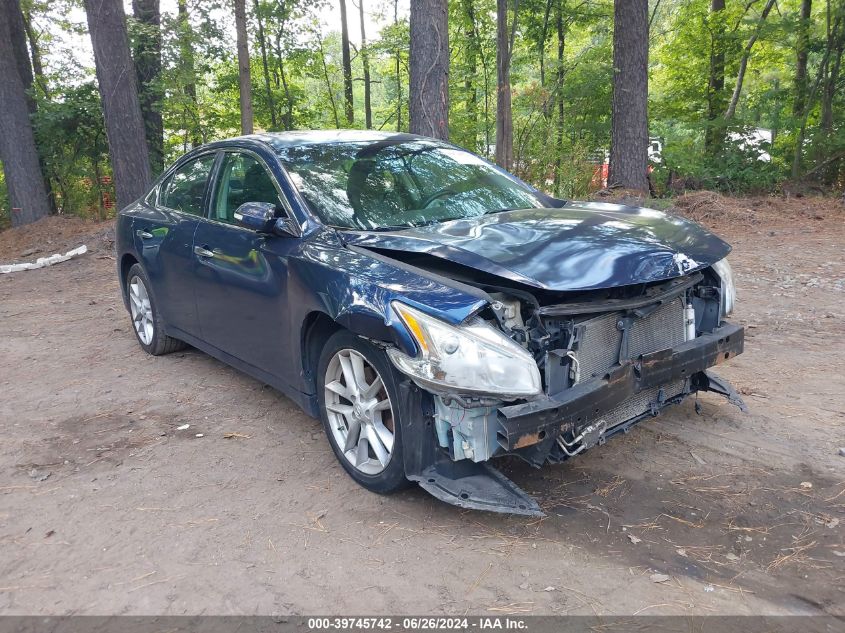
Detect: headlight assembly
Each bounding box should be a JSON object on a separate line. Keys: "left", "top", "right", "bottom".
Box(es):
{"left": 712, "top": 257, "right": 736, "bottom": 317}
{"left": 387, "top": 302, "right": 542, "bottom": 399}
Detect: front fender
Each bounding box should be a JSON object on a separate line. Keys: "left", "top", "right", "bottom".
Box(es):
{"left": 291, "top": 237, "right": 488, "bottom": 351}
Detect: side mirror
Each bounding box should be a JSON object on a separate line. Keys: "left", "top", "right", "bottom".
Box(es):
{"left": 234, "top": 201, "right": 278, "bottom": 232}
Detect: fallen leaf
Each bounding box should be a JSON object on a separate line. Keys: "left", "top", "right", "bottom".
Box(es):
{"left": 676, "top": 548, "right": 687, "bottom": 557}
{"left": 223, "top": 432, "right": 252, "bottom": 439}
{"left": 825, "top": 517, "right": 839, "bottom": 529}
{"left": 800, "top": 481, "right": 813, "bottom": 489}
{"left": 650, "top": 573, "right": 670, "bottom": 583}
{"left": 543, "top": 586, "right": 556, "bottom": 592}
{"left": 627, "top": 534, "right": 642, "bottom": 544}
{"left": 176, "top": 424, "right": 190, "bottom": 431}
{"left": 725, "top": 553, "right": 739, "bottom": 562}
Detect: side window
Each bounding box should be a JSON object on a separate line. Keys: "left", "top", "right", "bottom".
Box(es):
{"left": 212, "top": 153, "right": 281, "bottom": 224}
{"left": 160, "top": 154, "right": 217, "bottom": 216}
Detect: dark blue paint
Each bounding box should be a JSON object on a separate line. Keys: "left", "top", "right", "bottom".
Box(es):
{"left": 117, "top": 131, "right": 732, "bottom": 417}
{"left": 342, "top": 202, "right": 731, "bottom": 291}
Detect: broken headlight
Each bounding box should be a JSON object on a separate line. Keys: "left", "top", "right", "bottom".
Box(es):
{"left": 712, "top": 257, "right": 736, "bottom": 317}
{"left": 387, "top": 302, "right": 542, "bottom": 399}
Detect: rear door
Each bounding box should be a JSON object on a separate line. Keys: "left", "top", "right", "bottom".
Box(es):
{"left": 192, "top": 149, "right": 298, "bottom": 377}
{"left": 134, "top": 152, "right": 218, "bottom": 336}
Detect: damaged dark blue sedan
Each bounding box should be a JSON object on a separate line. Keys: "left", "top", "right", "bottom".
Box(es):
{"left": 116, "top": 130, "right": 745, "bottom": 515}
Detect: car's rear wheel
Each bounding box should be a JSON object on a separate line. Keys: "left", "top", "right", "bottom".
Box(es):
{"left": 125, "top": 263, "right": 186, "bottom": 356}
{"left": 317, "top": 330, "right": 408, "bottom": 493}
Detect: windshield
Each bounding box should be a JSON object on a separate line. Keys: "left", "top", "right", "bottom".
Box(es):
{"left": 277, "top": 140, "right": 545, "bottom": 230}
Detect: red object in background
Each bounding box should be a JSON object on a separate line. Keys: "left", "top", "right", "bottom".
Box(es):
{"left": 102, "top": 191, "right": 115, "bottom": 210}
{"left": 99, "top": 175, "right": 113, "bottom": 185}
{"left": 591, "top": 163, "right": 609, "bottom": 189}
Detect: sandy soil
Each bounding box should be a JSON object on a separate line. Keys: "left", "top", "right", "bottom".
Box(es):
{"left": 1, "top": 196, "right": 843, "bottom": 616}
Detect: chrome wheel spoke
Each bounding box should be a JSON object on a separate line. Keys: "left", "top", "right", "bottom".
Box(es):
{"left": 355, "top": 436, "right": 369, "bottom": 467}
{"left": 372, "top": 399, "right": 391, "bottom": 412}
{"left": 343, "top": 418, "right": 362, "bottom": 453}
{"left": 362, "top": 374, "right": 383, "bottom": 400}
{"left": 371, "top": 419, "right": 394, "bottom": 453}
{"left": 350, "top": 353, "right": 367, "bottom": 392}
{"left": 338, "top": 354, "right": 359, "bottom": 394}
{"left": 326, "top": 402, "right": 353, "bottom": 417}
{"left": 367, "top": 425, "right": 390, "bottom": 466}
{"left": 325, "top": 380, "right": 348, "bottom": 398}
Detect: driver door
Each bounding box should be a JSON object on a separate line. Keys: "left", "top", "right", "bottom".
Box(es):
{"left": 192, "top": 150, "right": 295, "bottom": 378}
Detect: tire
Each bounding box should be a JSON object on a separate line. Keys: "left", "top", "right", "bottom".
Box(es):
{"left": 125, "top": 263, "right": 186, "bottom": 356}
{"left": 316, "top": 330, "right": 409, "bottom": 494}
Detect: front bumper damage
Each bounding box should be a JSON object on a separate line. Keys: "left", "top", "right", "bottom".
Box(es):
{"left": 402, "top": 323, "right": 746, "bottom": 517}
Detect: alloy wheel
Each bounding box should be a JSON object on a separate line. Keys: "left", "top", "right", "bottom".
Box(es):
{"left": 324, "top": 349, "right": 395, "bottom": 475}
{"left": 128, "top": 275, "right": 154, "bottom": 345}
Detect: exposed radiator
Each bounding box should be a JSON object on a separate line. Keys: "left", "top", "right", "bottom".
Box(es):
{"left": 573, "top": 298, "right": 687, "bottom": 384}
{"left": 567, "top": 298, "right": 688, "bottom": 430}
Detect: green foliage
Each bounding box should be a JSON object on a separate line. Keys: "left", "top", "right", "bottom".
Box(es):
{"left": 31, "top": 83, "right": 112, "bottom": 219}
{"left": 7, "top": 0, "right": 845, "bottom": 224}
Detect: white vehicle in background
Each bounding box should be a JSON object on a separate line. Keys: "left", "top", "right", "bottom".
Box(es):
{"left": 727, "top": 128, "right": 773, "bottom": 162}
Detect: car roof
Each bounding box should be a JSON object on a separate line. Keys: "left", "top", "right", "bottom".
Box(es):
{"left": 225, "top": 130, "right": 435, "bottom": 151}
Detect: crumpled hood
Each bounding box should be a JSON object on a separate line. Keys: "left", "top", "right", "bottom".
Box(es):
{"left": 340, "top": 201, "right": 732, "bottom": 292}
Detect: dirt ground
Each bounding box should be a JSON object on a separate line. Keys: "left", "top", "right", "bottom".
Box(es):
{"left": 1, "top": 195, "right": 843, "bottom": 616}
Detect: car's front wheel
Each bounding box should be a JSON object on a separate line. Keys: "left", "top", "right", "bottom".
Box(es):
{"left": 317, "top": 330, "right": 408, "bottom": 493}
{"left": 125, "top": 263, "right": 186, "bottom": 356}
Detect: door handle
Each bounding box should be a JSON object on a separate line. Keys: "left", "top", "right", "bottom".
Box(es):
{"left": 136, "top": 229, "right": 154, "bottom": 240}
{"left": 194, "top": 245, "right": 215, "bottom": 258}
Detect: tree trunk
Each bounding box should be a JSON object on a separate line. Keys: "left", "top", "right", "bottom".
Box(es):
{"left": 821, "top": 1, "right": 843, "bottom": 132}
{"left": 409, "top": 0, "right": 449, "bottom": 140}
{"left": 317, "top": 33, "right": 341, "bottom": 128}
{"left": 608, "top": 0, "right": 648, "bottom": 192}
{"left": 554, "top": 1, "right": 565, "bottom": 196}
{"left": 462, "top": 0, "right": 480, "bottom": 150}
{"left": 705, "top": 0, "right": 726, "bottom": 153}
{"left": 539, "top": 0, "right": 552, "bottom": 89}
{"left": 394, "top": 0, "right": 402, "bottom": 131}
{"left": 0, "top": 0, "right": 50, "bottom": 226}
{"left": 234, "top": 0, "right": 254, "bottom": 134}
{"left": 725, "top": 0, "right": 777, "bottom": 121}
{"left": 358, "top": 0, "right": 372, "bottom": 129}
{"left": 131, "top": 0, "right": 163, "bottom": 174}
{"left": 793, "top": 12, "right": 840, "bottom": 177}
{"left": 20, "top": 7, "right": 48, "bottom": 97}
{"left": 6, "top": 0, "right": 34, "bottom": 113}
{"left": 794, "top": 0, "right": 813, "bottom": 117}
{"left": 339, "top": 0, "right": 354, "bottom": 124}
{"left": 253, "top": 0, "right": 277, "bottom": 129}
{"left": 177, "top": 0, "right": 201, "bottom": 147}
{"left": 84, "top": 0, "right": 152, "bottom": 210}
{"left": 272, "top": 30, "right": 294, "bottom": 130}
{"left": 495, "top": 0, "right": 518, "bottom": 169}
